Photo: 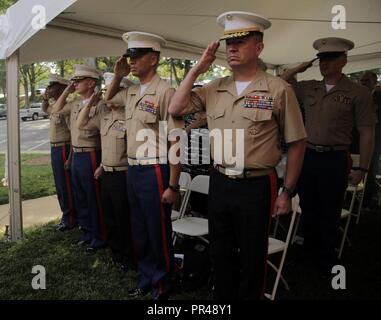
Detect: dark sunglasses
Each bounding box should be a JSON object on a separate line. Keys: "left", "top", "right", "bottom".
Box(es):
{"left": 123, "top": 48, "right": 156, "bottom": 59}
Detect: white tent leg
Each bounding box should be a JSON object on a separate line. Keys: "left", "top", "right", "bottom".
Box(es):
{"left": 6, "top": 50, "right": 23, "bottom": 242}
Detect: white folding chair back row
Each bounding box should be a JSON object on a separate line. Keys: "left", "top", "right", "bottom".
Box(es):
{"left": 348, "top": 154, "right": 368, "bottom": 224}
{"left": 170, "top": 172, "right": 192, "bottom": 221}
{"left": 172, "top": 175, "right": 210, "bottom": 245}
{"left": 266, "top": 194, "right": 299, "bottom": 300}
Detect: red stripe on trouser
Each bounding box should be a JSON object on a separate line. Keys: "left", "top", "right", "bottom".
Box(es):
{"left": 90, "top": 151, "right": 107, "bottom": 241}
{"left": 261, "top": 170, "right": 278, "bottom": 299}
{"left": 61, "top": 145, "right": 75, "bottom": 228}
{"left": 153, "top": 164, "right": 171, "bottom": 295}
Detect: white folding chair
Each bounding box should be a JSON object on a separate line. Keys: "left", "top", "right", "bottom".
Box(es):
{"left": 348, "top": 154, "right": 368, "bottom": 224}
{"left": 170, "top": 172, "right": 192, "bottom": 221}
{"left": 265, "top": 195, "right": 299, "bottom": 300}
{"left": 172, "top": 175, "right": 210, "bottom": 246}
{"left": 338, "top": 183, "right": 357, "bottom": 259}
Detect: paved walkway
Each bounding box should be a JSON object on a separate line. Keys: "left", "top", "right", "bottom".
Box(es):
{"left": 0, "top": 195, "right": 61, "bottom": 234}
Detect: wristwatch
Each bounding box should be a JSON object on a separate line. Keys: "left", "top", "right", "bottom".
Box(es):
{"left": 281, "top": 186, "right": 296, "bottom": 198}
{"left": 168, "top": 184, "right": 180, "bottom": 192}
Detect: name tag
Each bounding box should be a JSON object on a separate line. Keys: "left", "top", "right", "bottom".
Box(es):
{"left": 244, "top": 95, "right": 274, "bottom": 110}
{"left": 333, "top": 94, "right": 351, "bottom": 104}
{"left": 138, "top": 100, "right": 159, "bottom": 115}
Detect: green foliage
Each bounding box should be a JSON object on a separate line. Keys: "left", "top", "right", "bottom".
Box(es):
{"left": 0, "top": 0, "right": 16, "bottom": 13}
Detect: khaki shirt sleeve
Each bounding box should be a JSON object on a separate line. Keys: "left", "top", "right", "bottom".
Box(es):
{"left": 279, "top": 84, "right": 307, "bottom": 143}
{"left": 354, "top": 87, "right": 377, "bottom": 128}
{"left": 81, "top": 101, "right": 105, "bottom": 131}
{"left": 160, "top": 87, "right": 184, "bottom": 132}
{"left": 180, "top": 86, "right": 207, "bottom": 115}
{"left": 57, "top": 102, "right": 72, "bottom": 116}
{"left": 106, "top": 88, "right": 128, "bottom": 107}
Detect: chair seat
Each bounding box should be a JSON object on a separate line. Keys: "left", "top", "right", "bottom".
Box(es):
{"left": 268, "top": 237, "right": 285, "bottom": 255}
{"left": 341, "top": 208, "right": 350, "bottom": 218}
{"left": 347, "top": 184, "right": 363, "bottom": 192}
{"left": 172, "top": 217, "right": 208, "bottom": 236}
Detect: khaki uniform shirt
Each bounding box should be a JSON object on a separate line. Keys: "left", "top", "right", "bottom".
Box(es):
{"left": 107, "top": 74, "right": 182, "bottom": 160}
{"left": 182, "top": 70, "right": 306, "bottom": 169}
{"left": 59, "top": 99, "right": 103, "bottom": 148}
{"left": 84, "top": 104, "right": 128, "bottom": 169}
{"left": 294, "top": 75, "right": 376, "bottom": 146}
{"left": 46, "top": 104, "right": 71, "bottom": 144}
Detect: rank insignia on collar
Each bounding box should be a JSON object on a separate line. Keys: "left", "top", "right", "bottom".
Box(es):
{"left": 243, "top": 95, "right": 274, "bottom": 110}
{"left": 138, "top": 100, "right": 159, "bottom": 115}
{"left": 333, "top": 94, "right": 351, "bottom": 104}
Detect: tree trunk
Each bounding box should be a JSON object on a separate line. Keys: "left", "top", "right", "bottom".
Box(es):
{"left": 29, "top": 63, "right": 36, "bottom": 102}
{"left": 184, "top": 60, "right": 191, "bottom": 78}
{"left": 59, "top": 60, "right": 65, "bottom": 77}
{"left": 170, "top": 59, "right": 181, "bottom": 86}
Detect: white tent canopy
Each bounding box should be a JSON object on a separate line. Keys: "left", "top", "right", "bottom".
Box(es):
{"left": 1, "top": 0, "right": 381, "bottom": 76}
{"left": 0, "top": 0, "right": 381, "bottom": 241}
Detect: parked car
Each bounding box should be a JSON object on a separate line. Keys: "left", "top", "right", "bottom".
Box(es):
{"left": 0, "top": 104, "right": 7, "bottom": 119}
{"left": 20, "top": 103, "right": 49, "bottom": 121}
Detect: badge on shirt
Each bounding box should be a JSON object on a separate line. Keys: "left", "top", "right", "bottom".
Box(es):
{"left": 333, "top": 94, "right": 351, "bottom": 105}
{"left": 243, "top": 95, "right": 275, "bottom": 110}
{"left": 113, "top": 120, "right": 126, "bottom": 132}
{"left": 138, "top": 100, "right": 159, "bottom": 115}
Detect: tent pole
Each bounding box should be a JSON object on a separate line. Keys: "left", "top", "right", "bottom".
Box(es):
{"left": 6, "top": 50, "right": 23, "bottom": 242}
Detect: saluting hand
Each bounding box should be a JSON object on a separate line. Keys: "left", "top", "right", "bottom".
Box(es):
{"left": 193, "top": 40, "right": 220, "bottom": 75}
{"left": 114, "top": 56, "right": 130, "bottom": 78}
{"left": 66, "top": 82, "right": 76, "bottom": 94}
{"left": 87, "top": 89, "right": 103, "bottom": 107}
{"left": 296, "top": 58, "right": 316, "bottom": 73}
{"left": 273, "top": 193, "right": 291, "bottom": 217}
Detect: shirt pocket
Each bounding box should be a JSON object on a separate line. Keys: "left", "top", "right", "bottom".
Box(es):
{"left": 206, "top": 107, "right": 225, "bottom": 128}
{"left": 242, "top": 108, "right": 272, "bottom": 136}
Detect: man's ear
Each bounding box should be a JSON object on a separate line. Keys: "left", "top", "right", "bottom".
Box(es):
{"left": 88, "top": 79, "right": 96, "bottom": 89}
{"left": 150, "top": 52, "right": 159, "bottom": 67}
{"left": 255, "top": 42, "right": 264, "bottom": 57}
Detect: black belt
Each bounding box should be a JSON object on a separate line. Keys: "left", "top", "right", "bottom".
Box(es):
{"left": 307, "top": 143, "right": 348, "bottom": 152}
{"left": 73, "top": 146, "right": 101, "bottom": 153}
{"left": 51, "top": 141, "right": 70, "bottom": 147}
{"left": 214, "top": 165, "right": 273, "bottom": 179}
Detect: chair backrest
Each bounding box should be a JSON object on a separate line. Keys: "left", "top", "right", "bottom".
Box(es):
{"left": 189, "top": 175, "right": 210, "bottom": 195}
{"left": 179, "top": 172, "right": 192, "bottom": 190}
{"left": 267, "top": 194, "right": 300, "bottom": 300}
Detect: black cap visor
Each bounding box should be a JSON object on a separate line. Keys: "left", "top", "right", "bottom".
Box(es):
{"left": 317, "top": 51, "right": 345, "bottom": 60}
{"left": 123, "top": 48, "right": 156, "bottom": 59}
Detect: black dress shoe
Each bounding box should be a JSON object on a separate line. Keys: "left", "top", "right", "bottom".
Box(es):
{"left": 128, "top": 287, "right": 149, "bottom": 298}
{"left": 85, "top": 245, "right": 106, "bottom": 253}
{"left": 72, "top": 239, "right": 90, "bottom": 247}
{"left": 56, "top": 223, "right": 69, "bottom": 232}
{"left": 120, "top": 263, "right": 129, "bottom": 272}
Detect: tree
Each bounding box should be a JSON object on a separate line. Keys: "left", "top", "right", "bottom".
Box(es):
{"left": 0, "top": 0, "right": 16, "bottom": 13}
{"left": 19, "top": 63, "right": 50, "bottom": 107}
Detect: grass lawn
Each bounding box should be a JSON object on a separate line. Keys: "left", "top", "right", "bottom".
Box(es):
{"left": 0, "top": 221, "right": 209, "bottom": 300}
{"left": 0, "top": 154, "right": 55, "bottom": 205}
